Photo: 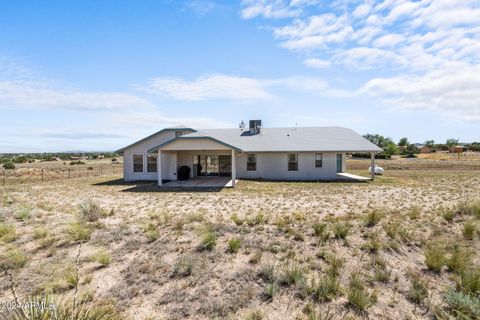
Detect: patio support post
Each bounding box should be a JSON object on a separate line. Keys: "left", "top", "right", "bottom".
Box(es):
{"left": 231, "top": 149, "right": 236, "bottom": 188}
{"left": 157, "top": 149, "right": 162, "bottom": 186}
{"left": 370, "top": 152, "right": 375, "bottom": 181}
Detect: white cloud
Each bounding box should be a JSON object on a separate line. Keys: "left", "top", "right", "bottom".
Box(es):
{"left": 360, "top": 66, "right": 480, "bottom": 121}
{"left": 303, "top": 58, "right": 331, "bottom": 69}
{"left": 240, "top": 0, "right": 321, "bottom": 20}
{"left": 139, "top": 74, "right": 349, "bottom": 101}
{"left": 352, "top": 3, "right": 372, "bottom": 18}
{"left": 140, "top": 74, "right": 274, "bottom": 102}
{"left": 372, "top": 34, "right": 405, "bottom": 48}
{"left": 0, "top": 80, "right": 155, "bottom": 111}
{"left": 241, "top": 0, "right": 480, "bottom": 121}
{"left": 240, "top": 0, "right": 300, "bottom": 19}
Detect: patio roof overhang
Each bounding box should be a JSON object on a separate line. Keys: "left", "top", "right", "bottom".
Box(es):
{"left": 148, "top": 136, "right": 242, "bottom": 153}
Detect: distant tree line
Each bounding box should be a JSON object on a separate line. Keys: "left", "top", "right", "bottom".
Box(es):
{"left": 1, "top": 152, "right": 119, "bottom": 169}
{"left": 353, "top": 135, "right": 479, "bottom": 159}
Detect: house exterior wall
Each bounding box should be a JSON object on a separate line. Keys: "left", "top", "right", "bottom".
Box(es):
{"left": 122, "top": 129, "right": 194, "bottom": 181}
{"left": 235, "top": 152, "right": 343, "bottom": 180}
{"left": 122, "top": 132, "right": 346, "bottom": 181}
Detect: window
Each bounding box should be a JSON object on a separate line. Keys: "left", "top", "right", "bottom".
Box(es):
{"left": 147, "top": 153, "right": 157, "bottom": 172}
{"left": 175, "top": 130, "right": 186, "bottom": 137}
{"left": 246, "top": 153, "right": 257, "bottom": 171}
{"left": 288, "top": 153, "right": 298, "bottom": 171}
{"left": 133, "top": 154, "right": 144, "bottom": 173}
{"left": 315, "top": 153, "right": 323, "bottom": 168}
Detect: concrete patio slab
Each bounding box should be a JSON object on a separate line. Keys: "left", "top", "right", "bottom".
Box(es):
{"left": 336, "top": 172, "right": 371, "bottom": 181}
{"left": 162, "top": 177, "right": 238, "bottom": 188}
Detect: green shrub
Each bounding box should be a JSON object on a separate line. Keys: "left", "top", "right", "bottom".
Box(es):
{"left": 245, "top": 309, "right": 263, "bottom": 320}
{"left": 0, "top": 246, "right": 28, "bottom": 270}
{"left": 258, "top": 264, "right": 275, "bottom": 283}
{"left": 312, "top": 223, "right": 329, "bottom": 243}
{"left": 227, "top": 238, "right": 241, "bottom": 253}
{"left": 143, "top": 222, "right": 159, "bottom": 242}
{"left": 362, "top": 234, "right": 382, "bottom": 253}
{"left": 454, "top": 201, "right": 480, "bottom": 218}
{"left": 408, "top": 206, "right": 421, "bottom": 220}
{"left": 3, "top": 162, "right": 15, "bottom": 169}
{"left": 33, "top": 227, "right": 48, "bottom": 240}
{"left": 443, "top": 290, "right": 480, "bottom": 319}
{"left": 446, "top": 246, "right": 472, "bottom": 274}
{"left": 67, "top": 222, "right": 92, "bottom": 242}
{"left": 264, "top": 281, "right": 279, "bottom": 300}
{"left": 346, "top": 273, "right": 377, "bottom": 311}
{"left": 333, "top": 223, "right": 349, "bottom": 239}
{"left": 246, "top": 212, "right": 267, "bottom": 226}
{"left": 408, "top": 272, "right": 428, "bottom": 304}
{"left": 0, "top": 223, "right": 17, "bottom": 242}
{"left": 441, "top": 207, "right": 455, "bottom": 222}
{"left": 14, "top": 207, "right": 31, "bottom": 221}
{"left": 457, "top": 268, "right": 480, "bottom": 295}
{"left": 325, "top": 254, "right": 345, "bottom": 277}
{"left": 424, "top": 243, "right": 446, "bottom": 273}
{"left": 279, "top": 262, "right": 306, "bottom": 287}
{"left": 200, "top": 228, "right": 216, "bottom": 250}
{"left": 230, "top": 213, "right": 244, "bottom": 226}
{"left": 91, "top": 249, "right": 112, "bottom": 267}
{"left": 172, "top": 255, "right": 195, "bottom": 277}
{"left": 364, "top": 209, "right": 384, "bottom": 227}
{"left": 371, "top": 257, "right": 391, "bottom": 283}
{"left": 79, "top": 200, "right": 103, "bottom": 222}
{"left": 313, "top": 273, "right": 341, "bottom": 302}
{"left": 463, "top": 221, "right": 477, "bottom": 240}
{"left": 249, "top": 251, "right": 262, "bottom": 265}
{"left": 64, "top": 266, "right": 78, "bottom": 288}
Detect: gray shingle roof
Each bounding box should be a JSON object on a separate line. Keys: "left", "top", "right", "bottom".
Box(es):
{"left": 178, "top": 127, "right": 382, "bottom": 152}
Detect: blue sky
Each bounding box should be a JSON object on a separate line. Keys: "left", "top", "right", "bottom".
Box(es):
{"left": 1, "top": 0, "right": 479, "bottom": 152}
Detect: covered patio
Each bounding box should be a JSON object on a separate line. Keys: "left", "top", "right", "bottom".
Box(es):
{"left": 148, "top": 135, "right": 240, "bottom": 188}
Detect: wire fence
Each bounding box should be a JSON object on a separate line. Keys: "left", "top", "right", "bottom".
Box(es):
{"left": 347, "top": 159, "right": 480, "bottom": 171}
{"left": 1, "top": 163, "right": 123, "bottom": 186}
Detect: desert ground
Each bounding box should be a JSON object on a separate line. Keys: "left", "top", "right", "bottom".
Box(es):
{"left": 1, "top": 164, "right": 480, "bottom": 319}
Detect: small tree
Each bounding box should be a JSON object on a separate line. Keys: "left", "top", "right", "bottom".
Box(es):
{"left": 398, "top": 137, "right": 409, "bottom": 147}
{"left": 406, "top": 144, "right": 419, "bottom": 155}
{"left": 384, "top": 143, "right": 398, "bottom": 157}
{"left": 446, "top": 138, "right": 459, "bottom": 148}
{"left": 425, "top": 140, "right": 435, "bottom": 147}
{"left": 3, "top": 162, "right": 15, "bottom": 169}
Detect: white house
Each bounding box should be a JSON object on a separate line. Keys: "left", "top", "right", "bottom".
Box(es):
{"left": 116, "top": 120, "right": 382, "bottom": 187}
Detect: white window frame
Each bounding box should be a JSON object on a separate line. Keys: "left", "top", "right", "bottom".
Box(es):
{"left": 287, "top": 153, "right": 298, "bottom": 171}
{"left": 147, "top": 153, "right": 157, "bottom": 173}
{"left": 133, "top": 154, "right": 144, "bottom": 173}
{"left": 246, "top": 153, "right": 257, "bottom": 172}
{"left": 315, "top": 153, "right": 323, "bottom": 168}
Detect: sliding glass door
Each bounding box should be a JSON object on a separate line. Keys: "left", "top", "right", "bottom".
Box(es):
{"left": 193, "top": 155, "right": 231, "bottom": 177}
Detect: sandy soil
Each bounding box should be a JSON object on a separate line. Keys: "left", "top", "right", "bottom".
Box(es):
{"left": 1, "top": 169, "right": 479, "bottom": 319}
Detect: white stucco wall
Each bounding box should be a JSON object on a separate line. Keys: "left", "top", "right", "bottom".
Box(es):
{"left": 122, "top": 130, "right": 194, "bottom": 181}
{"left": 122, "top": 131, "right": 346, "bottom": 181}
{"left": 235, "top": 152, "right": 343, "bottom": 180}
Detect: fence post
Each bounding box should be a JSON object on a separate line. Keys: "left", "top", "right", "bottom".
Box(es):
{"left": 41, "top": 169, "right": 44, "bottom": 182}
{"left": 2, "top": 169, "right": 4, "bottom": 186}
{"left": 100, "top": 166, "right": 103, "bottom": 175}
{"left": 112, "top": 165, "right": 114, "bottom": 174}
{"left": 68, "top": 168, "right": 70, "bottom": 179}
